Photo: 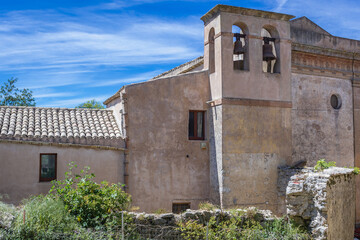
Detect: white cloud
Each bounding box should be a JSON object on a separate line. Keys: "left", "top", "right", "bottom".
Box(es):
{"left": 41, "top": 95, "right": 109, "bottom": 108}
{"left": 92, "top": 70, "right": 162, "bottom": 87}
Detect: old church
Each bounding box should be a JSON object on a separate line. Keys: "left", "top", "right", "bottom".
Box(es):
{"left": 0, "top": 4, "right": 359, "bottom": 225}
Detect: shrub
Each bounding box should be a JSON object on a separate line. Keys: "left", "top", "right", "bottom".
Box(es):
{"left": 50, "top": 162, "right": 131, "bottom": 229}
{"left": 8, "top": 195, "right": 81, "bottom": 239}
{"left": 178, "top": 213, "right": 310, "bottom": 240}
{"left": 154, "top": 208, "right": 168, "bottom": 214}
{"left": 198, "top": 201, "right": 219, "bottom": 211}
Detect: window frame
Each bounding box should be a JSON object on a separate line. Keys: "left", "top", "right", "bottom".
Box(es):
{"left": 188, "top": 110, "right": 205, "bottom": 140}
{"left": 39, "top": 153, "right": 57, "bottom": 182}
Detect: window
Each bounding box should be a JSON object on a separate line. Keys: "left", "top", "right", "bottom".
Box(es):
{"left": 39, "top": 154, "right": 57, "bottom": 182}
{"left": 188, "top": 110, "right": 205, "bottom": 140}
{"left": 172, "top": 203, "right": 190, "bottom": 214}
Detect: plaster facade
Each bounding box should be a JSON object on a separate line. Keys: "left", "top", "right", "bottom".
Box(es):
{"left": 0, "top": 142, "right": 124, "bottom": 204}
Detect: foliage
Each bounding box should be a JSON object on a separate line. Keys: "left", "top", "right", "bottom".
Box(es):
{"left": 154, "top": 208, "right": 168, "bottom": 214}
{"left": 76, "top": 99, "right": 105, "bottom": 109}
{"left": 0, "top": 78, "right": 35, "bottom": 106}
{"left": 178, "top": 213, "right": 310, "bottom": 240}
{"left": 50, "top": 162, "right": 131, "bottom": 229}
{"left": 353, "top": 167, "right": 360, "bottom": 175}
{"left": 7, "top": 195, "right": 81, "bottom": 239}
{"left": 198, "top": 201, "right": 219, "bottom": 211}
{"left": 314, "top": 159, "right": 336, "bottom": 172}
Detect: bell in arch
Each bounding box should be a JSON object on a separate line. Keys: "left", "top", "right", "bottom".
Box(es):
{"left": 233, "top": 38, "right": 245, "bottom": 55}
{"left": 263, "top": 43, "right": 276, "bottom": 61}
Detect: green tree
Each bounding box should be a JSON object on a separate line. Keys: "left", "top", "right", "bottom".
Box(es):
{"left": 76, "top": 99, "right": 105, "bottom": 109}
{"left": 0, "top": 78, "right": 35, "bottom": 106}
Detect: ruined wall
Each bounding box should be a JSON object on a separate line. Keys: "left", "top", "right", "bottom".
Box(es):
{"left": 124, "top": 71, "right": 211, "bottom": 212}
{"left": 291, "top": 73, "right": 354, "bottom": 167}
{"left": 0, "top": 141, "right": 124, "bottom": 204}
{"left": 286, "top": 167, "right": 355, "bottom": 240}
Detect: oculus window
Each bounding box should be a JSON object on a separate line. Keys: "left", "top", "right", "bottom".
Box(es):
{"left": 188, "top": 110, "right": 205, "bottom": 140}
{"left": 40, "top": 154, "right": 57, "bottom": 182}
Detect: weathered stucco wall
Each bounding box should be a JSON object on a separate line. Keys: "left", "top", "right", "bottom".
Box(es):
{"left": 353, "top": 85, "right": 360, "bottom": 224}
{"left": 0, "top": 142, "right": 124, "bottom": 204}
{"left": 124, "top": 71, "right": 211, "bottom": 212}
{"left": 220, "top": 104, "right": 292, "bottom": 214}
{"left": 291, "top": 73, "right": 354, "bottom": 167}
{"left": 209, "top": 105, "right": 222, "bottom": 205}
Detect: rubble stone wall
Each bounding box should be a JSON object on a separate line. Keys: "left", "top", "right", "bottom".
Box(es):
{"left": 285, "top": 167, "right": 355, "bottom": 240}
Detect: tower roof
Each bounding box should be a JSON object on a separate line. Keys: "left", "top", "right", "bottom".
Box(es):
{"left": 201, "top": 4, "right": 295, "bottom": 24}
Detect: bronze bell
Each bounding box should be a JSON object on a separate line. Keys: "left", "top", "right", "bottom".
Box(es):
{"left": 233, "top": 39, "right": 245, "bottom": 55}
{"left": 263, "top": 43, "right": 276, "bottom": 61}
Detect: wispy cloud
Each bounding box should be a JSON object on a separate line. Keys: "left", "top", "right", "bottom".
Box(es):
{"left": 92, "top": 70, "right": 162, "bottom": 87}
{"left": 41, "top": 95, "right": 109, "bottom": 108}
{"left": 273, "top": 0, "right": 288, "bottom": 12}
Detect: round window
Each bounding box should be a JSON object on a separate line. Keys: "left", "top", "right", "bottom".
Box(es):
{"left": 330, "top": 94, "right": 342, "bottom": 109}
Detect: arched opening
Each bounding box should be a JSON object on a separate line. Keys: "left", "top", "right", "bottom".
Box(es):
{"left": 209, "top": 28, "right": 215, "bottom": 74}
{"left": 261, "top": 26, "right": 280, "bottom": 73}
{"left": 232, "top": 24, "right": 248, "bottom": 71}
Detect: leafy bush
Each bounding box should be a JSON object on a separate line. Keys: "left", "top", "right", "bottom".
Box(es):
{"left": 6, "top": 195, "right": 81, "bottom": 239}
{"left": 178, "top": 213, "right": 310, "bottom": 240}
{"left": 50, "top": 162, "right": 131, "bottom": 229}
{"left": 314, "top": 159, "right": 336, "bottom": 172}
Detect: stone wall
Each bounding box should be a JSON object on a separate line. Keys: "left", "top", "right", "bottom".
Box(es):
{"left": 285, "top": 167, "right": 355, "bottom": 240}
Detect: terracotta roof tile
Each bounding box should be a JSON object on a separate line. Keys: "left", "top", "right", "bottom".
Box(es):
{"left": 0, "top": 106, "right": 124, "bottom": 148}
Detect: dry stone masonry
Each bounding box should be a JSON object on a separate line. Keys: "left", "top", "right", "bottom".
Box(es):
{"left": 285, "top": 167, "right": 355, "bottom": 240}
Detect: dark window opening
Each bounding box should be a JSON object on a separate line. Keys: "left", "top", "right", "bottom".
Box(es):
{"left": 172, "top": 203, "right": 190, "bottom": 214}
{"left": 209, "top": 28, "right": 215, "bottom": 74}
{"left": 188, "top": 110, "right": 205, "bottom": 140}
{"left": 331, "top": 94, "right": 342, "bottom": 109}
{"left": 40, "top": 154, "right": 57, "bottom": 182}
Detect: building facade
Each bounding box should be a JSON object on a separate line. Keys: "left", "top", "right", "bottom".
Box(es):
{"left": 0, "top": 5, "right": 359, "bottom": 224}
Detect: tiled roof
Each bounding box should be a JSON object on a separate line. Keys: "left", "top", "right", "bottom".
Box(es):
{"left": 0, "top": 106, "right": 124, "bottom": 148}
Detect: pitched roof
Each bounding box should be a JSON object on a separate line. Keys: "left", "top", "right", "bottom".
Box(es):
{"left": 150, "top": 56, "right": 204, "bottom": 80}
{"left": 104, "top": 56, "right": 204, "bottom": 105}
{"left": 0, "top": 106, "right": 124, "bottom": 148}
{"left": 291, "top": 16, "right": 331, "bottom": 35}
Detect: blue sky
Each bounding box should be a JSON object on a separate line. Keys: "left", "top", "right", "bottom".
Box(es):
{"left": 0, "top": 0, "right": 359, "bottom": 107}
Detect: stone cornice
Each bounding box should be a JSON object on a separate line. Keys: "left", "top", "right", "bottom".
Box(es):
{"left": 291, "top": 50, "right": 360, "bottom": 81}
{"left": 201, "top": 5, "right": 295, "bottom": 25}
{"left": 292, "top": 43, "right": 360, "bottom": 60}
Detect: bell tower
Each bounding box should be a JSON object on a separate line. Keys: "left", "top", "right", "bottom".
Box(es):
{"left": 202, "top": 5, "right": 295, "bottom": 214}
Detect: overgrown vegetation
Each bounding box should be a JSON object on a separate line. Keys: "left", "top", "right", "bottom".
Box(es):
{"left": 178, "top": 213, "right": 310, "bottom": 240}
{"left": 198, "top": 201, "right": 219, "bottom": 211}
{"left": 314, "top": 159, "right": 336, "bottom": 171}
{"left": 0, "top": 163, "right": 312, "bottom": 239}
{"left": 50, "top": 162, "right": 131, "bottom": 228}
{"left": 314, "top": 159, "right": 359, "bottom": 175}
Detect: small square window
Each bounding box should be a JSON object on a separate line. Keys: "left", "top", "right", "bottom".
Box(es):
{"left": 172, "top": 202, "right": 190, "bottom": 214}
{"left": 189, "top": 110, "right": 205, "bottom": 140}
{"left": 39, "top": 154, "right": 57, "bottom": 182}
